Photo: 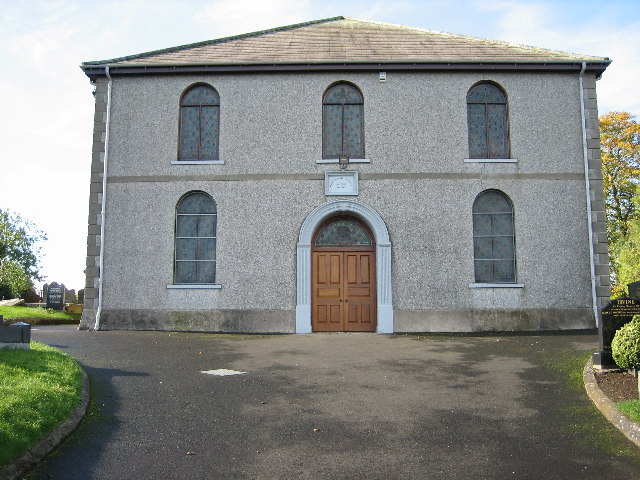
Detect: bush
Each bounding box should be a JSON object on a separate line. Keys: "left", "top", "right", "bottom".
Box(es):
{"left": 611, "top": 315, "right": 640, "bottom": 370}
{"left": 0, "top": 259, "right": 33, "bottom": 300}
{"left": 610, "top": 282, "right": 627, "bottom": 299}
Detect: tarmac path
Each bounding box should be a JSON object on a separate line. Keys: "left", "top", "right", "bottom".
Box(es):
{"left": 25, "top": 326, "right": 640, "bottom": 479}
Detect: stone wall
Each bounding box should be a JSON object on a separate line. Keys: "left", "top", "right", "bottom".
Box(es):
{"left": 79, "top": 77, "right": 107, "bottom": 330}
{"left": 582, "top": 74, "right": 611, "bottom": 316}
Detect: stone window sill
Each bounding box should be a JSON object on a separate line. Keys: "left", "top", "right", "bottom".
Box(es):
{"left": 316, "top": 158, "right": 370, "bottom": 164}
{"left": 469, "top": 283, "right": 524, "bottom": 288}
{"left": 166, "top": 284, "right": 222, "bottom": 289}
{"left": 171, "top": 160, "right": 225, "bottom": 165}
{"left": 464, "top": 158, "right": 518, "bottom": 163}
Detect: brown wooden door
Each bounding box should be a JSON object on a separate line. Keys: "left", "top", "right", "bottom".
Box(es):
{"left": 312, "top": 250, "right": 376, "bottom": 332}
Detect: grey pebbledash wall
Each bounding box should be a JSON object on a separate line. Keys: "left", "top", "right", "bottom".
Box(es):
{"left": 80, "top": 70, "right": 609, "bottom": 333}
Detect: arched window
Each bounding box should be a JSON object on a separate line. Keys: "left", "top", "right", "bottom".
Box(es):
{"left": 467, "top": 83, "right": 509, "bottom": 159}
{"left": 314, "top": 218, "right": 373, "bottom": 247}
{"left": 178, "top": 84, "right": 220, "bottom": 161}
{"left": 323, "top": 82, "right": 364, "bottom": 159}
{"left": 174, "top": 192, "right": 217, "bottom": 284}
{"left": 472, "top": 190, "right": 516, "bottom": 283}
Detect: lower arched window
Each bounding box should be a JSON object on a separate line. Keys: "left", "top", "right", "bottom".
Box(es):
{"left": 472, "top": 190, "right": 516, "bottom": 283}
{"left": 174, "top": 192, "right": 217, "bottom": 284}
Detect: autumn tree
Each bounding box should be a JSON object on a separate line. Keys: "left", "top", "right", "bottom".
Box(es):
{"left": 600, "top": 112, "right": 640, "bottom": 244}
{"left": 617, "top": 187, "right": 640, "bottom": 289}
{"left": 0, "top": 209, "right": 46, "bottom": 299}
{"left": 600, "top": 112, "right": 640, "bottom": 293}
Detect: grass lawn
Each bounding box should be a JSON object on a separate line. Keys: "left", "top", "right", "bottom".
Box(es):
{"left": 0, "top": 305, "right": 81, "bottom": 323}
{"left": 545, "top": 350, "right": 639, "bottom": 457}
{"left": 0, "top": 342, "right": 84, "bottom": 467}
{"left": 619, "top": 400, "right": 640, "bottom": 422}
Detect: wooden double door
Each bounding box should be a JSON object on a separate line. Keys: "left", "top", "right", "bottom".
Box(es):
{"left": 311, "top": 217, "right": 376, "bottom": 332}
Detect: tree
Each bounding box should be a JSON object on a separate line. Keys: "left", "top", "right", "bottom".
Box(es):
{"left": 599, "top": 112, "right": 640, "bottom": 288}
{"left": 617, "top": 187, "right": 640, "bottom": 288}
{"left": 0, "top": 209, "right": 46, "bottom": 299}
{"left": 0, "top": 260, "right": 32, "bottom": 299}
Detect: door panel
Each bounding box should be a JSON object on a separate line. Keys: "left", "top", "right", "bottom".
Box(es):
{"left": 313, "top": 253, "right": 344, "bottom": 331}
{"left": 344, "top": 252, "right": 375, "bottom": 331}
{"left": 330, "top": 254, "right": 341, "bottom": 283}
{"left": 312, "top": 250, "right": 376, "bottom": 332}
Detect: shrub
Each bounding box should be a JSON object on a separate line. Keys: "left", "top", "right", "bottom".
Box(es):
{"left": 0, "top": 259, "right": 33, "bottom": 299}
{"left": 611, "top": 315, "right": 640, "bottom": 370}
{"left": 610, "top": 282, "right": 627, "bottom": 299}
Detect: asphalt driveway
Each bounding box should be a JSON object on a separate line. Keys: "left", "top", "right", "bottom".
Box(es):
{"left": 26, "top": 326, "right": 640, "bottom": 479}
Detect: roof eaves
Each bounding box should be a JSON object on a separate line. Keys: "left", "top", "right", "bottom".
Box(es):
{"left": 81, "top": 15, "right": 346, "bottom": 66}
{"left": 80, "top": 59, "right": 612, "bottom": 79}
{"left": 88, "top": 59, "right": 611, "bottom": 67}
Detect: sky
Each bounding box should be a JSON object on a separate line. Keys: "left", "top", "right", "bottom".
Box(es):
{"left": 0, "top": 0, "right": 639, "bottom": 292}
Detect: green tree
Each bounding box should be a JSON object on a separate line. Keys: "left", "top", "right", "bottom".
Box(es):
{"left": 617, "top": 187, "right": 640, "bottom": 288}
{"left": 0, "top": 260, "right": 33, "bottom": 299}
{"left": 600, "top": 112, "right": 640, "bottom": 289}
{"left": 0, "top": 209, "right": 46, "bottom": 299}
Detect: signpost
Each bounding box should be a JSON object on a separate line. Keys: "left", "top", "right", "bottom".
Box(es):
{"left": 593, "top": 296, "right": 640, "bottom": 368}
{"left": 46, "top": 285, "right": 65, "bottom": 311}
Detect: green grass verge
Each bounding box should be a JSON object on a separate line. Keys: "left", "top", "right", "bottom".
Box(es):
{"left": 0, "top": 342, "right": 84, "bottom": 467}
{"left": 619, "top": 400, "right": 640, "bottom": 422}
{"left": 0, "top": 305, "right": 80, "bottom": 322}
{"left": 544, "top": 349, "right": 639, "bottom": 457}
{"left": 544, "top": 350, "right": 588, "bottom": 391}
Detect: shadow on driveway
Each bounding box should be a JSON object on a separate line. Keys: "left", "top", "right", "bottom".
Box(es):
{"left": 26, "top": 328, "right": 640, "bottom": 479}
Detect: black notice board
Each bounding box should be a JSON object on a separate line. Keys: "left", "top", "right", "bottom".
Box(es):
{"left": 46, "top": 286, "right": 65, "bottom": 311}
{"left": 601, "top": 298, "right": 640, "bottom": 352}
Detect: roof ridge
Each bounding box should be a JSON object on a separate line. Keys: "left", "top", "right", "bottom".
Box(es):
{"left": 82, "top": 16, "right": 346, "bottom": 66}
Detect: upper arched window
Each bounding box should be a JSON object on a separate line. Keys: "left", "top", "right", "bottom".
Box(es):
{"left": 472, "top": 190, "right": 516, "bottom": 283}
{"left": 323, "top": 83, "right": 364, "bottom": 159}
{"left": 178, "top": 84, "right": 220, "bottom": 161}
{"left": 467, "top": 83, "right": 509, "bottom": 159}
{"left": 174, "top": 191, "right": 217, "bottom": 284}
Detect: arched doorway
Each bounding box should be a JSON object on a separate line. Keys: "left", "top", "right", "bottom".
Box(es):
{"left": 312, "top": 217, "right": 376, "bottom": 332}
{"left": 296, "top": 199, "right": 393, "bottom": 334}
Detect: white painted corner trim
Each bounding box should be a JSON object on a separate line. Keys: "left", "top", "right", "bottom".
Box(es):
{"left": 296, "top": 199, "right": 393, "bottom": 334}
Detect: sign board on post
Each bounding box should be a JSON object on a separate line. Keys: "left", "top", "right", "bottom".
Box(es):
{"left": 593, "top": 298, "right": 640, "bottom": 368}
{"left": 46, "top": 285, "right": 65, "bottom": 311}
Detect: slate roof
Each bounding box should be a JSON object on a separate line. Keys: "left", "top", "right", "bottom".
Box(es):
{"left": 81, "top": 16, "right": 611, "bottom": 77}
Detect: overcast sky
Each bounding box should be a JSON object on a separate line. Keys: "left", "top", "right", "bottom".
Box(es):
{"left": 0, "top": 0, "right": 638, "bottom": 292}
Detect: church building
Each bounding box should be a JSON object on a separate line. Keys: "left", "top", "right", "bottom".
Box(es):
{"left": 79, "top": 16, "right": 611, "bottom": 333}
